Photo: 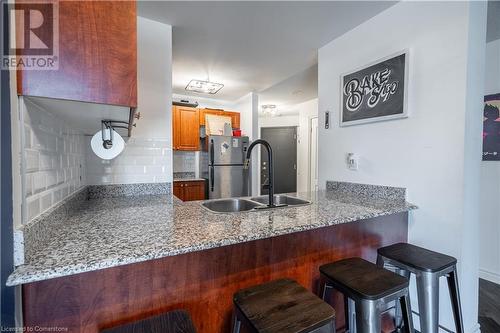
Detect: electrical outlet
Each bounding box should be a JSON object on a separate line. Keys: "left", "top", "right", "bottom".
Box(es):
{"left": 346, "top": 153, "right": 358, "bottom": 171}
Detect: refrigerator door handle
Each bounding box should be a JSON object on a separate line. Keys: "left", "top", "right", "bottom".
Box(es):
{"left": 210, "top": 139, "right": 214, "bottom": 165}
{"left": 210, "top": 166, "right": 215, "bottom": 192}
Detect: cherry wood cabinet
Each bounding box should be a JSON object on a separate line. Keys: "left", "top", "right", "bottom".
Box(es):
{"left": 199, "top": 109, "right": 240, "bottom": 128}
{"left": 173, "top": 106, "right": 200, "bottom": 151}
{"left": 16, "top": 1, "right": 137, "bottom": 107}
{"left": 173, "top": 180, "right": 206, "bottom": 201}
{"left": 225, "top": 111, "right": 241, "bottom": 129}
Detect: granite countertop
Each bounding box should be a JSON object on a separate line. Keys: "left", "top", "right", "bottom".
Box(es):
{"left": 173, "top": 178, "right": 206, "bottom": 182}
{"left": 173, "top": 172, "right": 205, "bottom": 182}
{"left": 7, "top": 190, "right": 416, "bottom": 286}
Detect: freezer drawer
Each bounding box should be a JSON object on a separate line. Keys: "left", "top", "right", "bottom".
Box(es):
{"left": 209, "top": 165, "right": 250, "bottom": 199}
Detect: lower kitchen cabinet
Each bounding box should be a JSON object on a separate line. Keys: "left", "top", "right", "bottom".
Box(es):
{"left": 174, "top": 180, "right": 206, "bottom": 201}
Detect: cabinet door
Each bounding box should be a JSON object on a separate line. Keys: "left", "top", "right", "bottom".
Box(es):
{"left": 173, "top": 106, "right": 200, "bottom": 151}
{"left": 183, "top": 181, "right": 206, "bottom": 201}
{"left": 173, "top": 182, "right": 184, "bottom": 200}
{"left": 16, "top": 1, "right": 137, "bottom": 107}
{"left": 225, "top": 111, "right": 240, "bottom": 129}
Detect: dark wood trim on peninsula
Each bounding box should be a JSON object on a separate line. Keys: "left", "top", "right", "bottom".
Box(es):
{"left": 22, "top": 213, "right": 408, "bottom": 332}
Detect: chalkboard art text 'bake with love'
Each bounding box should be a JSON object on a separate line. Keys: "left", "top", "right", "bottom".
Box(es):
{"left": 341, "top": 51, "right": 409, "bottom": 126}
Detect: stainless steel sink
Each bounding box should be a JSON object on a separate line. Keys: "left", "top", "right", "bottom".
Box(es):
{"left": 250, "top": 195, "right": 311, "bottom": 206}
{"left": 201, "top": 198, "right": 264, "bottom": 213}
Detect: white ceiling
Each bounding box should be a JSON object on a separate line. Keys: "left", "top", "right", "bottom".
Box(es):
{"left": 138, "top": 1, "right": 396, "bottom": 105}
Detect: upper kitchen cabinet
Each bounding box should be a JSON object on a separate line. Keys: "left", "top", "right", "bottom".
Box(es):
{"left": 199, "top": 109, "right": 240, "bottom": 129}
{"left": 173, "top": 106, "right": 200, "bottom": 151}
{"left": 225, "top": 111, "right": 240, "bottom": 129}
{"left": 16, "top": 1, "right": 137, "bottom": 107}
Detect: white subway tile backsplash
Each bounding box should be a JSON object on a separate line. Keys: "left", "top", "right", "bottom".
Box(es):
{"left": 26, "top": 197, "right": 40, "bottom": 221}
{"left": 86, "top": 138, "right": 172, "bottom": 185}
{"left": 25, "top": 174, "right": 33, "bottom": 196}
{"left": 24, "top": 125, "right": 31, "bottom": 148}
{"left": 33, "top": 173, "right": 46, "bottom": 193}
{"left": 39, "top": 152, "right": 52, "bottom": 171}
{"left": 145, "top": 165, "right": 164, "bottom": 174}
{"left": 173, "top": 151, "right": 196, "bottom": 173}
{"left": 25, "top": 150, "right": 39, "bottom": 172}
{"left": 22, "top": 98, "right": 87, "bottom": 223}
{"left": 40, "top": 192, "right": 53, "bottom": 212}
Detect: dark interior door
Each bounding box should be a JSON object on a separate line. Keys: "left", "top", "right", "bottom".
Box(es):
{"left": 261, "top": 127, "right": 297, "bottom": 194}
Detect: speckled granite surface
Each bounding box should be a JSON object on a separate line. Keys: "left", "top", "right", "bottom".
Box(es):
{"left": 87, "top": 182, "right": 172, "bottom": 199}
{"left": 326, "top": 181, "right": 406, "bottom": 203}
{"left": 23, "top": 188, "right": 89, "bottom": 263}
{"left": 173, "top": 172, "right": 205, "bottom": 182}
{"left": 173, "top": 171, "right": 196, "bottom": 179}
{"left": 7, "top": 189, "right": 416, "bottom": 286}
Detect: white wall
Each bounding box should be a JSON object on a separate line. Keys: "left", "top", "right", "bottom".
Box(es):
{"left": 297, "top": 99, "right": 318, "bottom": 193}
{"left": 479, "top": 39, "right": 500, "bottom": 284}
{"left": 318, "top": 2, "right": 485, "bottom": 332}
{"left": 259, "top": 115, "right": 299, "bottom": 128}
{"left": 235, "top": 92, "right": 259, "bottom": 195}
{"left": 86, "top": 17, "right": 173, "bottom": 185}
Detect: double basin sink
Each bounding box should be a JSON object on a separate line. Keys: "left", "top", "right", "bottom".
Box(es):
{"left": 201, "top": 195, "right": 311, "bottom": 213}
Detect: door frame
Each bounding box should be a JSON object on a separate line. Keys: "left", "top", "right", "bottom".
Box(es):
{"left": 308, "top": 117, "right": 319, "bottom": 192}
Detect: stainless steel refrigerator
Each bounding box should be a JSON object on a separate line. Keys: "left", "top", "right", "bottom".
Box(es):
{"left": 207, "top": 135, "right": 250, "bottom": 199}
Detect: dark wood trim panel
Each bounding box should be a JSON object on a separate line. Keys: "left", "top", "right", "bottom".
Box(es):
{"left": 22, "top": 213, "right": 408, "bottom": 332}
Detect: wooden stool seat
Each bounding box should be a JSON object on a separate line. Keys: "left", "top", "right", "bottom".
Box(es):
{"left": 320, "top": 257, "right": 409, "bottom": 300}
{"left": 233, "top": 278, "right": 335, "bottom": 333}
{"left": 378, "top": 242, "right": 457, "bottom": 273}
{"left": 101, "top": 310, "right": 196, "bottom": 333}
{"left": 319, "top": 258, "right": 413, "bottom": 333}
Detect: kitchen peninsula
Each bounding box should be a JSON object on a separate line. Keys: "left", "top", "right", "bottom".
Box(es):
{"left": 8, "top": 181, "right": 415, "bottom": 332}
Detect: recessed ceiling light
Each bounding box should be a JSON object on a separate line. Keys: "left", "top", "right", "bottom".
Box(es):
{"left": 262, "top": 104, "right": 278, "bottom": 116}
{"left": 185, "top": 79, "right": 224, "bottom": 94}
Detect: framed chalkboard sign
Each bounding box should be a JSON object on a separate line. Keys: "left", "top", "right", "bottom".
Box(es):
{"left": 340, "top": 50, "right": 409, "bottom": 126}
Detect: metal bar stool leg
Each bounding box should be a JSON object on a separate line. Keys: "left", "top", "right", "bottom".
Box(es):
{"left": 394, "top": 269, "right": 411, "bottom": 330}
{"left": 355, "top": 300, "right": 381, "bottom": 333}
{"left": 415, "top": 272, "right": 440, "bottom": 333}
{"left": 399, "top": 292, "right": 414, "bottom": 333}
{"left": 446, "top": 268, "right": 465, "bottom": 333}
{"left": 231, "top": 311, "right": 242, "bottom": 333}
{"left": 313, "top": 319, "right": 337, "bottom": 333}
{"left": 344, "top": 296, "right": 356, "bottom": 333}
{"left": 376, "top": 254, "right": 385, "bottom": 268}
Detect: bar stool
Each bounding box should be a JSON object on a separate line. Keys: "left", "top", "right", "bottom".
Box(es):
{"left": 377, "top": 243, "right": 464, "bottom": 333}
{"left": 101, "top": 310, "right": 196, "bottom": 333}
{"left": 319, "top": 258, "right": 414, "bottom": 333}
{"left": 232, "top": 278, "right": 336, "bottom": 333}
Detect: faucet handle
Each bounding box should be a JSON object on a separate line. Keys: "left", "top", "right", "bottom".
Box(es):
{"left": 243, "top": 159, "right": 250, "bottom": 169}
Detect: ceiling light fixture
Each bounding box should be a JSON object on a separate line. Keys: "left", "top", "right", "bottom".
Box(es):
{"left": 185, "top": 79, "right": 224, "bottom": 94}
{"left": 262, "top": 104, "right": 278, "bottom": 116}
